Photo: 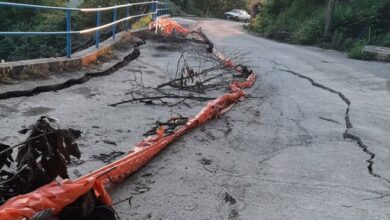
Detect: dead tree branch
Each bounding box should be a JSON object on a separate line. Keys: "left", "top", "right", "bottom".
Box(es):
{"left": 108, "top": 95, "right": 215, "bottom": 107}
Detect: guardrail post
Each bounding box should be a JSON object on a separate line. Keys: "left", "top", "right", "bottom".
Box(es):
{"left": 112, "top": 5, "right": 117, "bottom": 39}
{"left": 66, "top": 8, "right": 72, "bottom": 58}
{"left": 125, "top": 3, "right": 130, "bottom": 31}
{"left": 157, "top": 2, "right": 159, "bottom": 18}
{"left": 96, "top": 7, "right": 101, "bottom": 48}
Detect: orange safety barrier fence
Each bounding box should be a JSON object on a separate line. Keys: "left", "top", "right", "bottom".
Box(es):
{"left": 0, "top": 18, "right": 257, "bottom": 220}
{"left": 149, "top": 18, "right": 190, "bottom": 36}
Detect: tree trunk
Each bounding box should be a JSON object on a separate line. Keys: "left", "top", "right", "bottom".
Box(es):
{"left": 324, "top": 0, "right": 336, "bottom": 42}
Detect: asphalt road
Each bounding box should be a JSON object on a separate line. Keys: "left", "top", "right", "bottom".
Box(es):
{"left": 1, "top": 18, "right": 389, "bottom": 219}
{"left": 116, "top": 18, "right": 390, "bottom": 219}
{"left": 112, "top": 18, "right": 390, "bottom": 220}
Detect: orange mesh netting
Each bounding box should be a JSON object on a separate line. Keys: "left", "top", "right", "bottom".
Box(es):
{"left": 149, "top": 18, "right": 189, "bottom": 36}
{"left": 0, "top": 19, "right": 257, "bottom": 220}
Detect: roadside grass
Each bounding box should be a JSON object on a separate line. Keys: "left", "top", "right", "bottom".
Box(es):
{"left": 21, "top": 64, "right": 50, "bottom": 80}
{"left": 0, "top": 72, "right": 10, "bottom": 83}
{"left": 132, "top": 15, "right": 152, "bottom": 30}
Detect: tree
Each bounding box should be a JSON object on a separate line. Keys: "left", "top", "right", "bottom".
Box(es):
{"left": 249, "top": 1, "right": 262, "bottom": 17}
{"left": 170, "top": 0, "right": 247, "bottom": 17}
{"left": 0, "top": 0, "right": 68, "bottom": 61}
{"left": 323, "top": 0, "right": 336, "bottom": 41}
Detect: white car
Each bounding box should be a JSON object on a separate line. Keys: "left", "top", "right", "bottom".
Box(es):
{"left": 224, "top": 9, "right": 251, "bottom": 22}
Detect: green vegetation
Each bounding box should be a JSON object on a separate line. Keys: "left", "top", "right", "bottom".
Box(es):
{"left": 170, "top": 0, "right": 248, "bottom": 17}
{"left": 0, "top": 0, "right": 153, "bottom": 61}
{"left": 1, "top": 0, "right": 388, "bottom": 61}
{"left": 0, "top": 0, "right": 253, "bottom": 61}
{"left": 347, "top": 40, "right": 365, "bottom": 59}
{"left": 248, "top": 0, "right": 390, "bottom": 59}
{"left": 0, "top": 0, "right": 68, "bottom": 61}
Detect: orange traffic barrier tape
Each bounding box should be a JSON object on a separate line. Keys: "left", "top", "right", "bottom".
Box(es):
{"left": 0, "top": 19, "right": 257, "bottom": 220}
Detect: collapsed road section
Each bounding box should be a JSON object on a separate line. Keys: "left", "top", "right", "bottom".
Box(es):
{"left": 0, "top": 48, "right": 141, "bottom": 101}
{"left": 0, "top": 18, "right": 256, "bottom": 220}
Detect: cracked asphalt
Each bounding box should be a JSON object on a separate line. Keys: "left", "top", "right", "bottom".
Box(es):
{"left": 1, "top": 18, "right": 390, "bottom": 219}
{"left": 182, "top": 18, "right": 390, "bottom": 219}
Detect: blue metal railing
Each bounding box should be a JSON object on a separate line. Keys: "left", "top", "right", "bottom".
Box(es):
{"left": 0, "top": 1, "right": 170, "bottom": 58}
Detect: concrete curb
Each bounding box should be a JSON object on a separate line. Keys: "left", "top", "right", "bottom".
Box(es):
{"left": 0, "top": 28, "right": 148, "bottom": 81}
{"left": 362, "top": 45, "right": 390, "bottom": 62}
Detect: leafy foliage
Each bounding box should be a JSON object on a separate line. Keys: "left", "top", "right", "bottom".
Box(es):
{"left": 0, "top": 116, "right": 81, "bottom": 205}
{"left": 292, "top": 13, "right": 325, "bottom": 44}
{"left": 0, "top": 0, "right": 68, "bottom": 61}
{"left": 0, "top": 0, "right": 153, "bottom": 61}
{"left": 249, "top": 0, "right": 390, "bottom": 58}
{"left": 0, "top": 144, "right": 13, "bottom": 170}
{"left": 170, "top": 0, "right": 247, "bottom": 17}
{"left": 346, "top": 40, "right": 365, "bottom": 59}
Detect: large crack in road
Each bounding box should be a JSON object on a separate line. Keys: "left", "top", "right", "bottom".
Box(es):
{"left": 272, "top": 62, "right": 390, "bottom": 185}
{"left": 0, "top": 48, "right": 141, "bottom": 101}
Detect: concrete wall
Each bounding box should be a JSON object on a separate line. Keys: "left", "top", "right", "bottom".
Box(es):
{"left": 0, "top": 28, "right": 147, "bottom": 81}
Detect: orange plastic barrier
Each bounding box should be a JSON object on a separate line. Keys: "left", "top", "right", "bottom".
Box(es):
{"left": 0, "top": 179, "right": 95, "bottom": 219}
{"left": 149, "top": 18, "right": 189, "bottom": 36}
{"left": 230, "top": 73, "right": 256, "bottom": 92}
{"left": 0, "top": 19, "right": 257, "bottom": 220}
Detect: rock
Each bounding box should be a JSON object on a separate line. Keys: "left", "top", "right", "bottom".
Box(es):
{"left": 362, "top": 45, "right": 390, "bottom": 62}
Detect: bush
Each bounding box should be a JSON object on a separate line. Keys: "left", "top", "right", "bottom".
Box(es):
{"left": 292, "top": 13, "right": 324, "bottom": 44}
{"left": 249, "top": 0, "right": 389, "bottom": 60}
{"left": 0, "top": 0, "right": 68, "bottom": 61}
{"left": 370, "top": 33, "right": 390, "bottom": 47}
{"left": 0, "top": 0, "right": 154, "bottom": 61}
{"left": 132, "top": 16, "right": 152, "bottom": 30}
{"left": 250, "top": 0, "right": 324, "bottom": 38}
{"left": 347, "top": 41, "right": 365, "bottom": 59}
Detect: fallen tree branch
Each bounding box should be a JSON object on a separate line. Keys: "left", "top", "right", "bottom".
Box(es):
{"left": 0, "top": 116, "right": 82, "bottom": 205}
{"left": 143, "top": 116, "right": 189, "bottom": 137}
{"left": 157, "top": 66, "right": 222, "bottom": 89}
{"left": 0, "top": 132, "right": 55, "bottom": 157}
{"left": 108, "top": 95, "right": 215, "bottom": 107}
